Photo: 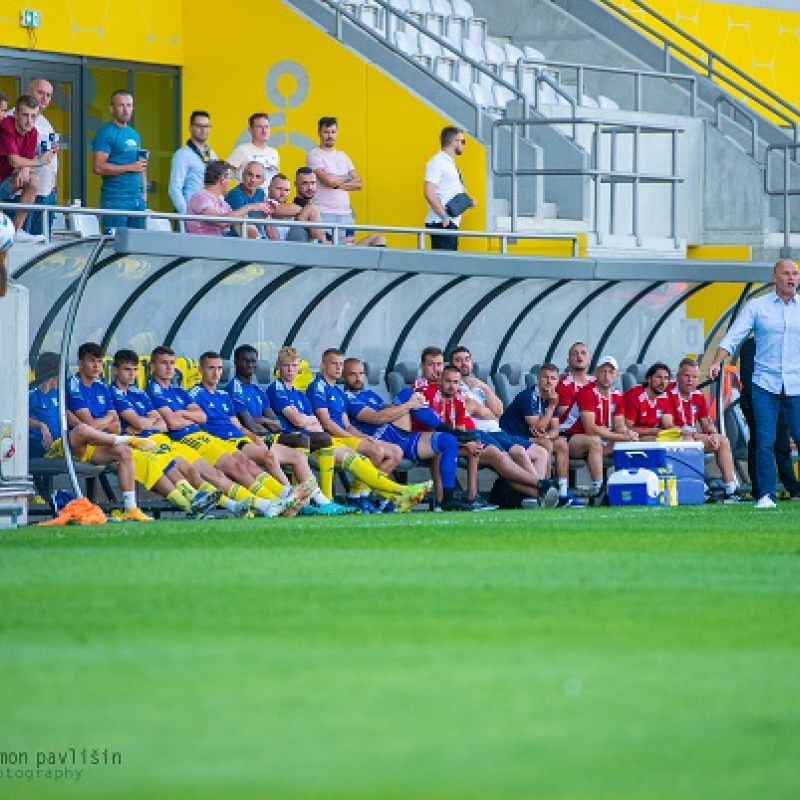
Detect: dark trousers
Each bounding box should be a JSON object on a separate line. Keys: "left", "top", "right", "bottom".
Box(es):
{"left": 741, "top": 392, "right": 800, "bottom": 499}
{"left": 426, "top": 221, "right": 458, "bottom": 251}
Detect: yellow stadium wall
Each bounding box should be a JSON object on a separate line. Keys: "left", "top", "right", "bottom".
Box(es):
{"left": 0, "top": 0, "right": 183, "bottom": 65}
{"left": 613, "top": 1, "right": 800, "bottom": 112}
{"left": 182, "top": 1, "right": 486, "bottom": 249}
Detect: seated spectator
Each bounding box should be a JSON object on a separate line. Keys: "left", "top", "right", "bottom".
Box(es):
{"left": 185, "top": 160, "right": 271, "bottom": 238}
{"left": 264, "top": 172, "right": 318, "bottom": 242}
{"left": 224, "top": 160, "right": 272, "bottom": 238}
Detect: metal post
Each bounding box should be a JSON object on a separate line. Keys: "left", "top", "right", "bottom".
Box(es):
{"left": 609, "top": 127, "right": 617, "bottom": 235}
{"left": 782, "top": 147, "right": 792, "bottom": 258}
{"left": 671, "top": 130, "right": 680, "bottom": 249}
{"left": 593, "top": 123, "right": 602, "bottom": 245}
{"left": 57, "top": 236, "right": 111, "bottom": 498}
{"left": 632, "top": 127, "right": 641, "bottom": 247}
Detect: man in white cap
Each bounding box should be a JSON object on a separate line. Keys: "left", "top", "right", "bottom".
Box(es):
{"left": 561, "top": 354, "right": 637, "bottom": 504}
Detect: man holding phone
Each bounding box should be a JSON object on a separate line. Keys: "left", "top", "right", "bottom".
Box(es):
{"left": 91, "top": 89, "right": 147, "bottom": 234}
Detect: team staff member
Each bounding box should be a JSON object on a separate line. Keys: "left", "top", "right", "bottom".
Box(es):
{"left": 709, "top": 259, "right": 800, "bottom": 509}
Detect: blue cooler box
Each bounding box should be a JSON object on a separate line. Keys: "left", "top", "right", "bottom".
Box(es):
{"left": 614, "top": 442, "right": 706, "bottom": 505}
{"left": 607, "top": 468, "right": 664, "bottom": 506}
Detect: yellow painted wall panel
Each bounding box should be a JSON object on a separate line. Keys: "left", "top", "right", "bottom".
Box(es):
{"left": 182, "top": 1, "right": 485, "bottom": 238}
{"left": 0, "top": 0, "right": 183, "bottom": 65}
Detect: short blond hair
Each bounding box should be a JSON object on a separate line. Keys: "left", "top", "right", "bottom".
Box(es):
{"left": 277, "top": 346, "right": 300, "bottom": 365}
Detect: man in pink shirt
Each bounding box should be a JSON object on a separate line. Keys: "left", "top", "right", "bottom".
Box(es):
{"left": 306, "top": 117, "right": 384, "bottom": 246}
{"left": 0, "top": 94, "right": 55, "bottom": 243}
{"left": 185, "top": 160, "right": 271, "bottom": 237}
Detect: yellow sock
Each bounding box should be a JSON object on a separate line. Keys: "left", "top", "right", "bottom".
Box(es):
{"left": 166, "top": 488, "right": 191, "bottom": 511}
{"left": 175, "top": 479, "right": 197, "bottom": 501}
{"left": 199, "top": 481, "right": 217, "bottom": 495}
{"left": 249, "top": 473, "right": 281, "bottom": 501}
{"left": 342, "top": 452, "right": 401, "bottom": 497}
{"left": 350, "top": 478, "right": 368, "bottom": 495}
{"left": 227, "top": 483, "right": 252, "bottom": 503}
{"left": 317, "top": 446, "right": 335, "bottom": 500}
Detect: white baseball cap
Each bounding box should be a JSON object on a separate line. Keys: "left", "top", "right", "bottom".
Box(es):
{"left": 596, "top": 355, "right": 619, "bottom": 371}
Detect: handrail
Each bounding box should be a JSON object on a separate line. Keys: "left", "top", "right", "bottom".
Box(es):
{"left": 492, "top": 116, "right": 683, "bottom": 246}
{"left": 764, "top": 142, "right": 800, "bottom": 257}
{"left": 715, "top": 96, "right": 757, "bottom": 159}
{"left": 321, "top": 0, "right": 529, "bottom": 133}
{"left": 522, "top": 58, "right": 697, "bottom": 116}
{"left": 599, "top": 0, "right": 799, "bottom": 143}
{"left": 0, "top": 201, "right": 580, "bottom": 257}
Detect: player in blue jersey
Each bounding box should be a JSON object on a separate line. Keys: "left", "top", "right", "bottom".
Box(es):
{"left": 267, "top": 346, "right": 432, "bottom": 512}
{"left": 63, "top": 342, "right": 209, "bottom": 522}
{"left": 341, "top": 356, "right": 490, "bottom": 511}
{"left": 146, "top": 346, "right": 312, "bottom": 518}
{"left": 227, "top": 344, "right": 309, "bottom": 450}
{"left": 28, "top": 351, "right": 62, "bottom": 458}
{"left": 110, "top": 349, "right": 275, "bottom": 518}
{"left": 308, "top": 349, "right": 406, "bottom": 512}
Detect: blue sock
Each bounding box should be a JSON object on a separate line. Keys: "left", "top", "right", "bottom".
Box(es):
{"left": 430, "top": 432, "right": 458, "bottom": 490}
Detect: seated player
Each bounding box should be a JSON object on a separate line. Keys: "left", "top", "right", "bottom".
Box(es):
{"left": 62, "top": 342, "right": 188, "bottom": 522}
{"left": 670, "top": 357, "right": 742, "bottom": 502}
{"left": 145, "top": 345, "right": 311, "bottom": 518}
{"left": 341, "top": 357, "right": 471, "bottom": 511}
{"left": 623, "top": 362, "right": 683, "bottom": 440}
{"left": 109, "top": 348, "right": 269, "bottom": 518}
{"left": 562, "top": 355, "right": 638, "bottom": 506}
{"left": 404, "top": 352, "right": 557, "bottom": 507}
{"left": 556, "top": 341, "right": 596, "bottom": 435}
{"left": 266, "top": 346, "right": 431, "bottom": 512}
{"left": 226, "top": 343, "right": 309, "bottom": 449}
{"left": 308, "top": 348, "right": 404, "bottom": 512}
{"left": 499, "top": 363, "right": 577, "bottom": 506}
{"left": 188, "top": 351, "right": 318, "bottom": 514}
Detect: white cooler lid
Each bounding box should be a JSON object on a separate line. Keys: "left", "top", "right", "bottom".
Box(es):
{"left": 614, "top": 441, "right": 704, "bottom": 452}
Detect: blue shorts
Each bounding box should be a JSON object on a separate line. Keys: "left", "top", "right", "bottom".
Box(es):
{"left": 473, "top": 430, "right": 530, "bottom": 452}
{"left": 376, "top": 424, "right": 423, "bottom": 461}
{"left": 0, "top": 176, "right": 19, "bottom": 202}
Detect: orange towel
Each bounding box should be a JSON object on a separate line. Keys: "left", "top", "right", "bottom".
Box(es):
{"left": 39, "top": 497, "right": 107, "bottom": 526}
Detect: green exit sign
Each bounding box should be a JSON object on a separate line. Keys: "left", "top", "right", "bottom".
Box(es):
{"left": 20, "top": 10, "right": 41, "bottom": 28}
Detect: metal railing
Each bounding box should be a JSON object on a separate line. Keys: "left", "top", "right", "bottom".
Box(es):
{"left": 322, "top": 0, "right": 528, "bottom": 136}
{"left": 599, "top": 0, "right": 800, "bottom": 145}
{"left": 492, "top": 117, "right": 683, "bottom": 247}
{"left": 521, "top": 59, "right": 697, "bottom": 116}
{"left": 0, "top": 201, "right": 580, "bottom": 256}
{"left": 765, "top": 143, "right": 800, "bottom": 256}
{"left": 714, "top": 96, "right": 757, "bottom": 159}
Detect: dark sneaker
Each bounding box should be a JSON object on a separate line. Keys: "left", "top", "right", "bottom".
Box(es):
{"left": 722, "top": 488, "right": 748, "bottom": 504}
{"left": 556, "top": 492, "right": 587, "bottom": 508}
{"left": 540, "top": 486, "right": 559, "bottom": 508}
{"left": 589, "top": 487, "right": 608, "bottom": 507}
{"left": 189, "top": 488, "right": 223, "bottom": 518}
{"left": 441, "top": 496, "right": 496, "bottom": 512}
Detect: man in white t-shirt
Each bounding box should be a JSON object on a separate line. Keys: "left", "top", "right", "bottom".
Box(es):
{"left": 423, "top": 125, "right": 475, "bottom": 251}
{"left": 226, "top": 112, "right": 280, "bottom": 184}
{"left": 21, "top": 78, "right": 58, "bottom": 236}
{"left": 307, "top": 116, "right": 384, "bottom": 247}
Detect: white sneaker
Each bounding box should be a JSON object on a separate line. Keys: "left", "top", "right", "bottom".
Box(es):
{"left": 14, "top": 230, "right": 45, "bottom": 243}
{"left": 755, "top": 495, "right": 777, "bottom": 509}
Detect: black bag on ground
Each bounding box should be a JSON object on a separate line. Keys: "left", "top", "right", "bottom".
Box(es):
{"left": 489, "top": 477, "right": 528, "bottom": 510}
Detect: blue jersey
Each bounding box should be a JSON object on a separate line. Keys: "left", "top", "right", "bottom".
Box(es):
{"left": 28, "top": 387, "right": 61, "bottom": 457}
{"left": 188, "top": 385, "right": 242, "bottom": 440}
{"left": 344, "top": 388, "right": 386, "bottom": 436}
{"left": 91, "top": 122, "right": 143, "bottom": 202}
{"left": 307, "top": 374, "right": 349, "bottom": 429}
{"left": 109, "top": 382, "right": 161, "bottom": 436}
{"left": 146, "top": 379, "right": 202, "bottom": 440}
{"left": 265, "top": 379, "right": 312, "bottom": 433}
{"left": 226, "top": 376, "right": 271, "bottom": 418}
{"left": 499, "top": 387, "right": 548, "bottom": 439}
{"left": 65, "top": 375, "right": 114, "bottom": 421}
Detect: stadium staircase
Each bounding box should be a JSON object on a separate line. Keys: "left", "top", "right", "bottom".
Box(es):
{"left": 286, "top": 0, "right": 800, "bottom": 260}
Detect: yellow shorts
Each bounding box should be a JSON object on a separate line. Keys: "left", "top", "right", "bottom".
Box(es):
{"left": 45, "top": 438, "right": 95, "bottom": 463}
{"left": 132, "top": 448, "right": 176, "bottom": 490}
{"left": 151, "top": 435, "right": 204, "bottom": 466}
{"left": 333, "top": 436, "right": 363, "bottom": 452}
{"left": 176, "top": 432, "right": 237, "bottom": 465}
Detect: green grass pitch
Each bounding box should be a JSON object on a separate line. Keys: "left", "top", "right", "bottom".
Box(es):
{"left": 1, "top": 506, "right": 799, "bottom": 799}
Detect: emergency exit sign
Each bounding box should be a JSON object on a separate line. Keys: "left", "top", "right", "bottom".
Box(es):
{"left": 20, "top": 10, "right": 41, "bottom": 28}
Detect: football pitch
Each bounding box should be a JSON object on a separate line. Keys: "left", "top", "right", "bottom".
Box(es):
{"left": 1, "top": 506, "right": 799, "bottom": 799}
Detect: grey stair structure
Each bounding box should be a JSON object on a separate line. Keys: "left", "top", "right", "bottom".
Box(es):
{"left": 289, "top": 0, "right": 800, "bottom": 259}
